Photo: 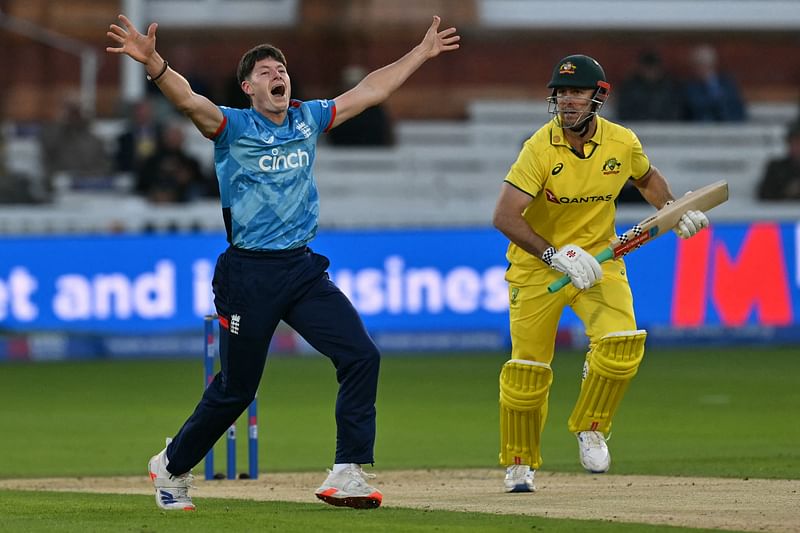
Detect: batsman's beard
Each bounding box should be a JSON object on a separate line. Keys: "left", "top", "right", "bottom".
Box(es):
{"left": 557, "top": 109, "right": 594, "bottom": 132}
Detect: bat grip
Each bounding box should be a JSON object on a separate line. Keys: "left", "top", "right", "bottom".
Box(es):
{"left": 546, "top": 247, "right": 614, "bottom": 293}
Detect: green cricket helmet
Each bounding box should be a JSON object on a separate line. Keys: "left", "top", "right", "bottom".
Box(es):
{"left": 547, "top": 54, "right": 608, "bottom": 90}
{"left": 546, "top": 54, "right": 611, "bottom": 129}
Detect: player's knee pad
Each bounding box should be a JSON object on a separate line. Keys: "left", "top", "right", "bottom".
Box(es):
{"left": 568, "top": 330, "right": 647, "bottom": 434}
{"left": 499, "top": 359, "right": 553, "bottom": 468}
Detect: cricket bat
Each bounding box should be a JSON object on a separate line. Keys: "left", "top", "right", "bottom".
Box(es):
{"left": 547, "top": 179, "right": 729, "bottom": 293}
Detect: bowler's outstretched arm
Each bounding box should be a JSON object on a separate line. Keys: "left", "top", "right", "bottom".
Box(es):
{"left": 106, "top": 14, "right": 223, "bottom": 137}
{"left": 332, "top": 16, "right": 460, "bottom": 128}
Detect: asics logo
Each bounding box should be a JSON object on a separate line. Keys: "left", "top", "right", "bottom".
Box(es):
{"left": 258, "top": 148, "right": 310, "bottom": 172}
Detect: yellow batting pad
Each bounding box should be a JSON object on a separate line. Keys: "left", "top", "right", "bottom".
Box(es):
{"left": 499, "top": 359, "right": 553, "bottom": 468}
{"left": 568, "top": 330, "right": 647, "bottom": 434}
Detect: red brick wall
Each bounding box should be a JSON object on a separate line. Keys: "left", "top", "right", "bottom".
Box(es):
{"left": 0, "top": 0, "right": 797, "bottom": 121}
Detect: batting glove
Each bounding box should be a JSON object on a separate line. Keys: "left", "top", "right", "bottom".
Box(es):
{"left": 665, "top": 195, "right": 710, "bottom": 239}
{"left": 544, "top": 244, "right": 602, "bottom": 290}
{"left": 674, "top": 210, "right": 709, "bottom": 239}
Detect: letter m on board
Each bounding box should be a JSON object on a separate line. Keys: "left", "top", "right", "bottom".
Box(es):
{"left": 671, "top": 223, "right": 793, "bottom": 327}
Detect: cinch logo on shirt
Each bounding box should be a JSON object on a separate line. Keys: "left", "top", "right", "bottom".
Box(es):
{"left": 258, "top": 148, "right": 310, "bottom": 172}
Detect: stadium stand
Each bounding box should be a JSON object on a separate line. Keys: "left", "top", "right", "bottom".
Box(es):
{"left": 0, "top": 100, "right": 797, "bottom": 234}
{"left": 315, "top": 100, "right": 799, "bottom": 227}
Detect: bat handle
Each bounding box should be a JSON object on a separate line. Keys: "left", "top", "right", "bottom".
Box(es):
{"left": 546, "top": 274, "right": 572, "bottom": 294}
{"left": 546, "top": 247, "right": 615, "bottom": 293}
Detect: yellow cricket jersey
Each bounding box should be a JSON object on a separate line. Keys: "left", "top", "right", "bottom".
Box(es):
{"left": 504, "top": 117, "right": 651, "bottom": 270}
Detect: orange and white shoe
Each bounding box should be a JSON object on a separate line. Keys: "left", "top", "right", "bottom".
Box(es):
{"left": 314, "top": 464, "right": 383, "bottom": 509}
{"left": 148, "top": 440, "right": 196, "bottom": 511}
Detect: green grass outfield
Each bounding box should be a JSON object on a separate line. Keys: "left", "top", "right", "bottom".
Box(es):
{"left": 0, "top": 346, "right": 797, "bottom": 531}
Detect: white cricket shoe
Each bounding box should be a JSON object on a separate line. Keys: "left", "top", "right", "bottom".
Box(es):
{"left": 148, "top": 443, "right": 196, "bottom": 511}
{"left": 504, "top": 464, "right": 535, "bottom": 493}
{"left": 314, "top": 464, "right": 383, "bottom": 509}
{"left": 576, "top": 431, "right": 611, "bottom": 473}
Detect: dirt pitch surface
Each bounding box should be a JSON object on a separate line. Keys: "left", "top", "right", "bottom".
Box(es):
{"left": 1, "top": 470, "right": 798, "bottom": 532}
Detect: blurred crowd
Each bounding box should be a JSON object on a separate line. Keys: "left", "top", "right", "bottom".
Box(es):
{"left": 0, "top": 93, "right": 219, "bottom": 206}
{"left": 615, "top": 45, "right": 800, "bottom": 204}
{"left": 0, "top": 61, "right": 396, "bottom": 207}
{"left": 0, "top": 44, "right": 797, "bottom": 206}
{"left": 615, "top": 45, "right": 746, "bottom": 123}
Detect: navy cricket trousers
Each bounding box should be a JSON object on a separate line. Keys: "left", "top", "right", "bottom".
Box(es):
{"left": 166, "top": 245, "right": 381, "bottom": 475}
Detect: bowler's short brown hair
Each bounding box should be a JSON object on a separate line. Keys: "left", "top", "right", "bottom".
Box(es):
{"left": 236, "top": 44, "right": 287, "bottom": 84}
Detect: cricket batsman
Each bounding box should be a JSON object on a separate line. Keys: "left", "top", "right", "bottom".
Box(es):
{"left": 492, "top": 54, "right": 710, "bottom": 492}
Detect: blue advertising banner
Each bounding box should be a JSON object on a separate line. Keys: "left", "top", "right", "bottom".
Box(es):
{"left": 1, "top": 234, "right": 226, "bottom": 334}
{"left": 315, "top": 228, "right": 510, "bottom": 332}
{"left": 1, "top": 223, "right": 797, "bottom": 355}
